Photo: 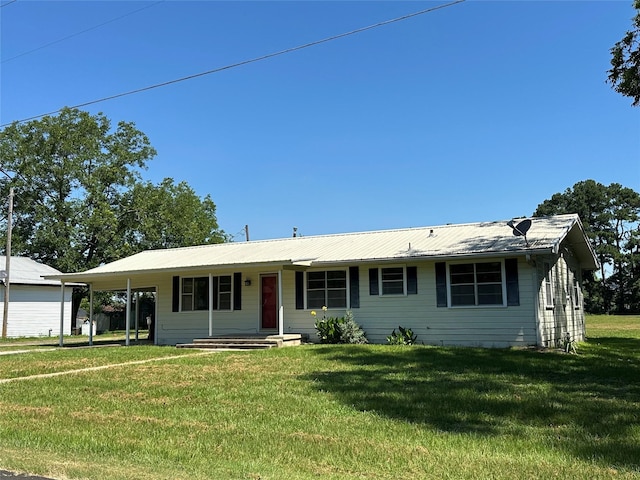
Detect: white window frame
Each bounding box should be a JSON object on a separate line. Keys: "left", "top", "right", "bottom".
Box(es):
{"left": 447, "top": 260, "right": 506, "bottom": 308}
{"left": 378, "top": 265, "right": 407, "bottom": 296}
{"left": 305, "top": 269, "right": 348, "bottom": 310}
{"left": 573, "top": 278, "right": 581, "bottom": 310}
{"left": 181, "top": 275, "right": 233, "bottom": 312}
{"left": 543, "top": 262, "right": 554, "bottom": 309}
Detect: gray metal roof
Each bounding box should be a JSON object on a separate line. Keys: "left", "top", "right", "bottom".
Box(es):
{"left": 0, "top": 256, "right": 77, "bottom": 286}
{"left": 45, "top": 214, "right": 598, "bottom": 282}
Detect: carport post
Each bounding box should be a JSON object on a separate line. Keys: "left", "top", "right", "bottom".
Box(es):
{"left": 89, "top": 284, "right": 94, "bottom": 346}
{"left": 135, "top": 291, "right": 140, "bottom": 341}
{"left": 208, "top": 273, "right": 213, "bottom": 337}
{"left": 278, "top": 270, "right": 284, "bottom": 336}
{"left": 59, "top": 281, "right": 65, "bottom": 347}
{"left": 125, "top": 278, "right": 131, "bottom": 346}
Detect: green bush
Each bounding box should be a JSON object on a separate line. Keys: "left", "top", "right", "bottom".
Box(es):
{"left": 313, "top": 309, "right": 368, "bottom": 344}
{"left": 314, "top": 315, "right": 344, "bottom": 344}
{"left": 340, "top": 311, "right": 368, "bottom": 344}
{"left": 387, "top": 326, "right": 418, "bottom": 345}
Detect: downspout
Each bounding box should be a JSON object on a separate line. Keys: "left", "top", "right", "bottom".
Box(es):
{"left": 59, "top": 281, "right": 65, "bottom": 347}
{"left": 278, "top": 270, "right": 284, "bottom": 336}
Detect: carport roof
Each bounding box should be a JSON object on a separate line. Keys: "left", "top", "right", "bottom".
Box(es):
{"left": 44, "top": 214, "right": 598, "bottom": 283}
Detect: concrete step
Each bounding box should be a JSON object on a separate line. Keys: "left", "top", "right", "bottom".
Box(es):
{"left": 192, "top": 337, "right": 283, "bottom": 347}
{"left": 176, "top": 334, "right": 303, "bottom": 350}
{"left": 176, "top": 342, "right": 275, "bottom": 350}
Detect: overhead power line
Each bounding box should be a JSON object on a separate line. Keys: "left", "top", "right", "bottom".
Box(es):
{"left": 2, "top": 0, "right": 465, "bottom": 127}
{"left": 2, "top": 1, "right": 165, "bottom": 64}
{"left": 0, "top": 0, "right": 18, "bottom": 8}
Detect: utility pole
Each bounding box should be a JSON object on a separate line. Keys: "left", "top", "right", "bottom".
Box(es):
{"left": 245, "top": 224, "right": 250, "bottom": 242}
{"left": 2, "top": 187, "right": 14, "bottom": 338}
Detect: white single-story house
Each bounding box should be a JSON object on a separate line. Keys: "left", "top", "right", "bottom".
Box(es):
{"left": 0, "top": 256, "right": 76, "bottom": 338}
{"left": 45, "top": 214, "right": 598, "bottom": 348}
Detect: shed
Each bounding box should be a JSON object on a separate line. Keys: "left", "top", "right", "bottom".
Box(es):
{"left": 0, "top": 256, "right": 77, "bottom": 338}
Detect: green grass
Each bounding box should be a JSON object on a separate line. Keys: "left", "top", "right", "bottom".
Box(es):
{"left": 0, "top": 315, "right": 638, "bottom": 479}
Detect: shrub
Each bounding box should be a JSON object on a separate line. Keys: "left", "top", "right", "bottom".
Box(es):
{"left": 314, "top": 315, "right": 344, "bottom": 344}
{"left": 339, "top": 311, "right": 368, "bottom": 344}
{"left": 387, "top": 326, "right": 418, "bottom": 345}
{"left": 312, "top": 308, "right": 368, "bottom": 344}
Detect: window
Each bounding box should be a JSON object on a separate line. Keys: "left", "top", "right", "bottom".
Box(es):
{"left": 449, "top": 262, "right": 503, "bottom": 306}
{"left": 181, "top": 275, "right": 232, "bottom": 311}
{"left": 369, "top": 266, "right": 417, "bottom": 296}
{"left": 573, "top": 278, "right": 581, "bottom": 310}
{"left": 307, "top": 270, "right": 347, "bottom": 309}
{"left": 381, "top": 267, "right": 405, "bottom": 295}
{"left": 217, "top": 275, "right": 232, "bottom": 310}
{"left": 181, "top": 277, "right": 208, "bottom": 311}
{"left": 543, "top": 262, "right": 554, "bottom": 309}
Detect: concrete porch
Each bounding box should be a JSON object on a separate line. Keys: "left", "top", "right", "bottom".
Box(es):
{"left": 176, "top": 333, "right": 303, "bottom": 350}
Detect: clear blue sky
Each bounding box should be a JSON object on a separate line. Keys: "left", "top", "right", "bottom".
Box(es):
{"left": 2, "top": 0, "right": 639, "bottom": 241}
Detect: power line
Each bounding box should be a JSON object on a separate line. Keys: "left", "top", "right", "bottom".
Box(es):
{"left": 2, "top": 1, "right": 165, "bottom": 64}
{"left": 2, "top": 0, "right": 465, "bottom": 127}
{"left": 0, "top": 0, "right": 18, "bottom": 8}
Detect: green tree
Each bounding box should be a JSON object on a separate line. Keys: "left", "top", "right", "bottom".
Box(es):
{"left": 534, "top": 180, "right": 640, "bottom": 313}
{"left": 122, "top": 178, "right": 229, "bottom": 253}
{"left": 0, "top": 108, "right": 226, "bottom": 315}
{"left": 608, "top": 0, "right": 640, "bottom": 106}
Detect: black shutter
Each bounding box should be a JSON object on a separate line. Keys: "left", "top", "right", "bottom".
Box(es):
{"left": 172, "top": 276, "right": 180, "bottom": 312}
{"left": 407, "top": 266, "right": 418, "bottom": 295}
{"left": 233, "top": 272, "right": 242, "bottom": 310}
{"left": 505, "top": 258, "right": 520, "bottom": 306}
{"left": 295, "top": 271, "right": 304, "bottom": 309}
{"left": 369, "top": 268, "right": 379, "bottom": 296}
{"left": 349, "top": 266, "right": 360, "bottom": 308}
{"left": 435, "top": 262, "right": 447, "bottom": 307}
{"left": 212, "top": 276, "right": 219, "bottom": 310}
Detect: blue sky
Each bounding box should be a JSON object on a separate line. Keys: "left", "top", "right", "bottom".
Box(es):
{"left": 2, "top": 0, "right": 639, "bottom": 241}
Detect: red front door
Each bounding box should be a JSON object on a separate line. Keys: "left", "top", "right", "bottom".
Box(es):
{"left": 261, "top": 275, "right": 277, "bottom": 330}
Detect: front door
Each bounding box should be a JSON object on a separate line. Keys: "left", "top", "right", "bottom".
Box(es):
{"left": 261, "top": 275, "right": 278, "bottom": 330}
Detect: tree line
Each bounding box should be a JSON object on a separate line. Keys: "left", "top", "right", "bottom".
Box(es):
{"left": 534, "top": 180, "right": 640, "bottom": 314}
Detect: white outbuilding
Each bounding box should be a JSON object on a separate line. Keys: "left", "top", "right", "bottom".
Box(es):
{"left": 0, "top": 256, "right": 76, "bottom": 338}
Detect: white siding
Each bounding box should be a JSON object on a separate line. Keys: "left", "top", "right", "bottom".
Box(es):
{"left": 535, "top": 248, "right": 587, "bottom": 348}
{"left": 87, "top": 254, "right": 587, "bottom": 348}
{"left": 130, "top": 259, "right": 538, "bottom": 347}
{"left": 0, "top": 285, "right": 73, "bottom": 338}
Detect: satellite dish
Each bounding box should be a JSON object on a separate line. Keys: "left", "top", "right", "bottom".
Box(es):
{"left": 507, "top": 219, "right": 532, "bottom": 246}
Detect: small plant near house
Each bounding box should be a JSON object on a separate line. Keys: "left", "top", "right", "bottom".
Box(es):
{"left": 340, "top": 310, "right": 368, "bottom": 344}
{"left": 387, "top": 326, "right": 418, "bottom": 345}
{"left": 558, "top": 332, "right": 577, "bottom": 354}
{"left": 312, "top": 307, "right": 367, "bottom": 344}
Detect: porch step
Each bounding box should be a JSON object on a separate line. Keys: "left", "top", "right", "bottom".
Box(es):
{"left": 176, "top": 334, "right": 302, "bottom": 350}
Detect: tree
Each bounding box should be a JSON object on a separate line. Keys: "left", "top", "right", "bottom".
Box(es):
{"left": 608, "top": 0, "right": 640, "bottom": 106}
{"left": 534, "top": 180, "right": 640, "bottom": 313}
{"left": 122, "top": 178, "right": 229, "bottom": 253}
{"left": 0, "top": 108, "right": 227, "bottom": 316}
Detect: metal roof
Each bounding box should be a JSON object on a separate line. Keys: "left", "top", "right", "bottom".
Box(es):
{"left": 0, "top": 256, "right": 79, "bottom": 287}
{"left": 45, "top": 214, "right": 598, "bottom": 283}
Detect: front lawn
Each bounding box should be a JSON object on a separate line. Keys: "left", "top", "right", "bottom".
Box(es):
{"left": 0, "top": 315, "right": 638, "bottom": 479}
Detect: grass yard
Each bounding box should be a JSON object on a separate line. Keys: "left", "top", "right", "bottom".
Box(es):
{"left": 0, "top": 315, "right": 638, "bottom": 480}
